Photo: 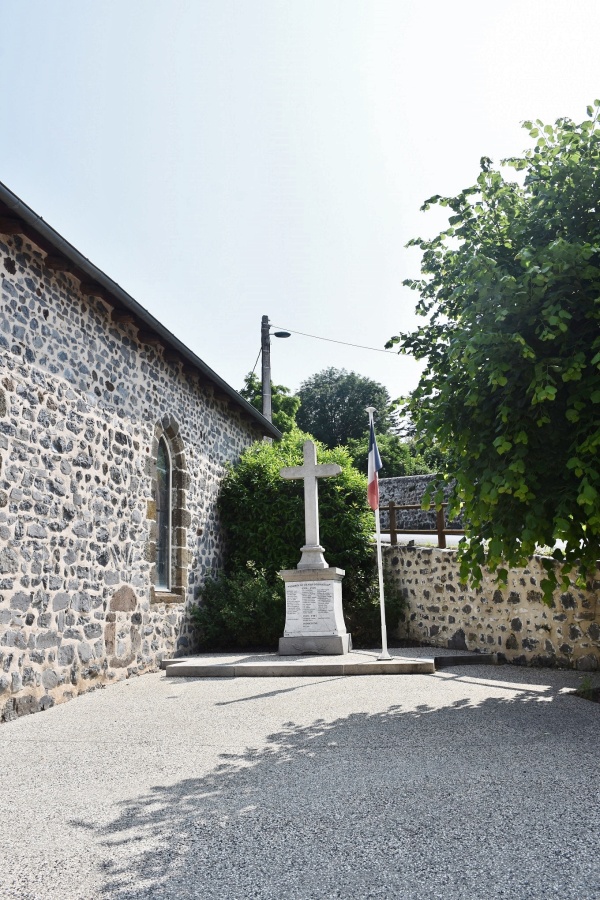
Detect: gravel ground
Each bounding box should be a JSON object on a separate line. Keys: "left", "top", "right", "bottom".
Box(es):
{"left": 0, "top": 663, "right": 598, "bottom": 900}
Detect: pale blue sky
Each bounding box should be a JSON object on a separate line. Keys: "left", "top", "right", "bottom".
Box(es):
{"left": 2, "top": 1, "right": 599, "bottom": 401}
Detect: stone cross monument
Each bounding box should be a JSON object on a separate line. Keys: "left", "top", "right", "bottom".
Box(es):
{"left": 278, "top": 440, "right": 351, "bottom": 656}
{"left": 280, "top": 439, "right": 342, "bottom": 570}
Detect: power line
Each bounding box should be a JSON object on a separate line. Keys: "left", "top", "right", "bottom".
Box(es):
{"left": 250, "top": 346, "right": 261, "bottom": 375}
{"left": 272, "top": 326, "right": 398, "bottom": 354}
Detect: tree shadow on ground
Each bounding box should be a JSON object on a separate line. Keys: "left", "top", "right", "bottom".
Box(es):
{"left": 71, "top": 676, "right": 599, "bottom": 900}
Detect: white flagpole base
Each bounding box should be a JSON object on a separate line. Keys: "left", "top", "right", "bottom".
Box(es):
{"left": 377, "top": 652, "right": 393, "bottom": 661}
{"left": 373, "top": 507, "right": 392, "bottom": 661}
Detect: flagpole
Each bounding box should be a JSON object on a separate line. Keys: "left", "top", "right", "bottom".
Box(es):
{"left": 374, "top": 502, "right": 391, "bottom": 661}
{"left": 366, "top": 407, "right": 392, "bottom": 662}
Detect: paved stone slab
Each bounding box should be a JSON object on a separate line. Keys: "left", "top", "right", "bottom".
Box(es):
{"left": 165, "top": 651, "right": 436, "bottom": 678}
{"left": 166, "top": 663, "right": 237, "bottom": 677}
{"left": 161, "top": 647, "right": 495, "bottom": 676}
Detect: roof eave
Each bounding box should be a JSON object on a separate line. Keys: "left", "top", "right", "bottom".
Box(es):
{"left": 0, "top": 180, "right": 281, "bottom": 440}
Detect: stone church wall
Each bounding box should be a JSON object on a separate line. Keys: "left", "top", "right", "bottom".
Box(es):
{"left": 0, "top": 231, "right": 263, "bottom": 721}
{"left": 383, "top": 545, "right": 600, "bottom": 670}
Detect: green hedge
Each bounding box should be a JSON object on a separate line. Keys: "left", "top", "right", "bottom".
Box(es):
{"left": 191, "top": 564, "right": 285, "bottom": 650}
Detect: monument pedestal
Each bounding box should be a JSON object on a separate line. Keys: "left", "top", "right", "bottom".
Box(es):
{"left": 278, "top": 633, "right": 352, "bottom": 655}
{"left": 278, "top": 567, "right": 351, "bottom": 656}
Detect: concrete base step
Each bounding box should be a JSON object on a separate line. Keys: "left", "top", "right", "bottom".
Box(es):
{"left": 165, "top": 654, "right": 435, "bottom": 678}
{"left": 160, "top": 650, "right": 497, "bottom": 675}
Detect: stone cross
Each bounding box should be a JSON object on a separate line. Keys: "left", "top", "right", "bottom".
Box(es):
{"left": 280, "top": 439, "right": 342, "bottom": 569}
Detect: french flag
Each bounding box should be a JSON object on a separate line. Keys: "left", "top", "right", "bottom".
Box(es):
{"left": 367, "top": 420, "right": 383, "bottom": 511}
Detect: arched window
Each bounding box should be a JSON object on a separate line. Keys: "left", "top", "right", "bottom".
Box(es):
{"left": 149, "top": 416, "right": 189, "bottom": 603}
{"left": 156, "top": 437, "right": 171, "bottom": 590}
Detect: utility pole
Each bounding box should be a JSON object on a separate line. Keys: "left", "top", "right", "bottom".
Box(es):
{"left": 261, "top": 314, "right": 272, "bottom": 422}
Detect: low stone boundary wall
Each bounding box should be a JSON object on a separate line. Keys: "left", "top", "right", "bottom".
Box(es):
{"left": 379, "top": 475, "right": 462, "bottom": 532}
{"left": 383, "top": 545, "right": 600, "bottom": 670}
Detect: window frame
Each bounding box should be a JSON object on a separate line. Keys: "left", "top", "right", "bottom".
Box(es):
{"left": 155, "top": 435, "right": 172, "bottom": 592}
{"left": 149, "top": 417, "right": 189, "bottom": 605}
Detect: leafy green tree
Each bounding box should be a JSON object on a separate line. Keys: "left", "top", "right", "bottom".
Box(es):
{"left": 240, "top": 372, "right": 300, "bottom": 434}
{"left": 345, "top": 433, "right": 437, "bottom": 477}
{"left": 388, "top": 395, "right": 417, "bottom": 440}
{"left": 195, "top": 430, "right": 404, "bottom": 647}
{"left": 296, "top": 368, "right": 391, "bottom": 447}
{"left": 389, "top": 106, "right": 600, "bottom": 599}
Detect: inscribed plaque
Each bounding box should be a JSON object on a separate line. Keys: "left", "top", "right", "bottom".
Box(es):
{"left": 284, "top": 580, "right": 337, "bottom": 635}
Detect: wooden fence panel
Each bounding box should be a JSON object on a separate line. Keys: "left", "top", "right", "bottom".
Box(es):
{"left": 385, "top": 501, "right": 464, "bottom": 548}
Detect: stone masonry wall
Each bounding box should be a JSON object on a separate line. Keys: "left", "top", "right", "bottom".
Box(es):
{"left": 379, "top": 475, "right": 462, "bottom": 532}
{"left": 384, "top": 545, "right": 600, "bottom": 670}
{"left": 0, "top": 230, "right": 263, "bottom": 721}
